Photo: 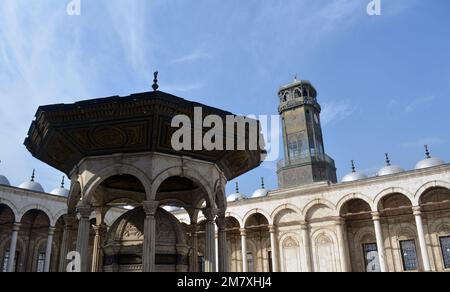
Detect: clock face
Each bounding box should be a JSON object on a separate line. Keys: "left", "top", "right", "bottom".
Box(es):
{"left": 314, "top": 114, "right": 319, "bottom": 124}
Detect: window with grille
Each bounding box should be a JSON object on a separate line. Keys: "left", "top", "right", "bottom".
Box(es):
{"left": 2, "top": 250, "right": 19, "bottom": 272}
{"left": 362, "top": 243, "right": 380, "bottom": 272}
{"left": 439, "top": 236, "right": 450, "bottom": 269}
{"left": 36, "top": 252, "right": 46, "bottom": 273}
{"left": 400, "top": 240, "right": 418, "bottom": 271}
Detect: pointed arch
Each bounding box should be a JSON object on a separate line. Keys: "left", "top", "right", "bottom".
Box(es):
{"left": 336, "top": 193, "right": 375, "bottom": 213}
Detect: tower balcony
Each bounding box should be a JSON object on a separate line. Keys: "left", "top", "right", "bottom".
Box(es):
{"left": 277, "top": 153, "right": 336, "bottom": 171}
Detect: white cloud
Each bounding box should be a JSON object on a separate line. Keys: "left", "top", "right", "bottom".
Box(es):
{"left": 404, "top": 96, "right": 435, "bottom": 113}
{"left": 170, "top": 50, "right": 213, "bottom": 65}
{"left": 321, "top": 100, "right": 358, "bottom": 126}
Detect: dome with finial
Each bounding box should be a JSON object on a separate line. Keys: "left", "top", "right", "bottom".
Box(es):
{"left": 0, "top": 160, "right": 10, "bottom": 186}
{"left": 378, "top": 153, "right": 405, "bottom": 176}
{"left": 50, "top": 176, "right": 70, "bottom": 197}
{"left": 227, "top": 182, "right": 245, "bottom": 202}
{"left": 18, "top": 169, "right": 45, "bottom": 193}
{"left": 251, "top": 177, "right": 269, "bottom": 198}
{"left": 415, "top": 145, "right": 445, "bottom": 170}
{"left": 342, "top": 160, "right": 368, "bottom": 183}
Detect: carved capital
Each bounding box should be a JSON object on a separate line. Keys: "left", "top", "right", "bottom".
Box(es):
{"left": 48, "top": 227, "right": 56, "bottom": 236}
{"left": 371, "top": 212, "right": 381, "bottom": 221}
{"left": 239, "top": 228, "right": 247, "bottom": 237}
{"left": 202, "top": 208, "right": 218, "bottom": 221}
{"left": 143, "top": 201, "right": 159, "bottom": 216}
{"left": 76, "top": 204, "right": 92, "bottom": 219}
{"left": 215, "top": 216, "right": 227, "bottom": 230}
{"left": 412, "top": 206, "right": 422, "bottom": 216}
{"left": 268, "top": 225, "right": 277, "bottom": 234}
{"left": 12, "top": 223, "right": 22, "bottom": 232}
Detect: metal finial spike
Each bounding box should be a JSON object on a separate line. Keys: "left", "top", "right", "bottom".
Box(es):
{"left": 385, "top": 153, "right": 391, "bottom": 166}
{"left": 425, "top": 145, "right": 431, "bottom": 159}
{"left": 294, "top": 74, "right": 298, "bottom": 82}
{"left": 261, "top": 177, "right": 265, "bottom": 189}
{"left": 61, "top": 176, "right": 65, "bottom": 188}
{"left": 152, "top": 71, "right": 159, "bottom": 91}
{"left": 351, "top": 160, "right": 356, "bottom": 173}
{"left": 31, "top": 169, "right": 35, "bottom": 182}
{"left": 235, "top": 182, "right": 239, "bottom": 193}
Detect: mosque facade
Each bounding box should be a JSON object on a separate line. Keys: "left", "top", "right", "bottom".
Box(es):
{"left": 0, "top": 78, "right": 449, "bottom": 272}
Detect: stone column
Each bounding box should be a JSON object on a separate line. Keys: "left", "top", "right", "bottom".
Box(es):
{"left": 335, "top": 219, "right": 350, "bottom": 272}
{"left": 7, "top": 223, "right": 21, "bottom": 272}
{"left": 75, "top": 205, "right": 92, "bottom": 272}
{"left": 372, "top": 212, "right": 387, "bottom": 272}
{"left": 203, "top": 208, "right": 217, "bottom": 273}
{"left": 300, "top": 223, "right": 312, "bottom": 272}
{"left": 58, "top": 215, "right": 76, "bottom": 272}
{"left": 190, "top": 225, "right": 199, "bottom": 272}
{"left": 268, "top": 225, "right": 278, "bottom": 272}
{"left": 44, "top": 227, "right": 56, "bottom": 272}
{"left": 91, "top": 224, "right": 107, "bottom": 272}
{"left": 143, "top": 201, "right": 159, "bottom": 272}
{"left": 413, "top": 206, "right": 432, "bottom": 272}
{"left": 216, "top": 216, "right": 228, "bottom": 272}
{"left": 240, "top": 228, "right": 248, "bottom": 272}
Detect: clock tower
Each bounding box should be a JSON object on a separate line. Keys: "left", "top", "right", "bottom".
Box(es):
{"left": 277, "top": 78, "right": 337, "bottom": 188}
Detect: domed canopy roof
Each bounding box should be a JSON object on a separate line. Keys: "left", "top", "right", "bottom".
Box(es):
{"left": 415, "top": 146, "right": 446, "bottom": 170}
{"left": 342, "top": 161, "right": 368, "bottom": 183}
{"left": 0, "top": 175, "right": 10, "bottom": 186}
{"left": 50, "top": 176, "right": 69, "bottom": 197}
{"left": 378, "top": 154, "right": 405, "bottom": 176}
{"left": 19, "top": 169, "right": 45, "bottom": 193}
{"left": 251, "top": 178, "right": 269, "bottom": 198}
{"left": 227, "top": 182, "right": 245, "bottom": 202}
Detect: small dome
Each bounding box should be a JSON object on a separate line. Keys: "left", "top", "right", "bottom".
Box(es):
{"left": 377, "top": 154, "right": 405, "bottom": 176}
{"left": 50, "top": 176, "right": 69, "bottom": 197}
{"left": 19, "top": 181, "right": 45, "bottom": 193}
{"left": 0, "top": 175, "right": 10, "bottom": 186}
{"left": 415, "top": 157, "right": 445, "bottom": 170}
{"left": 251, "top": 178, "right": 269, "bottom": 198}
{"left": 50, "top": 187, "right": 69, "bottom": 197}
{"left": 415, "top": 146, "right": 446, "bottom": 170}
{"left": 227, "top": 182, "right": 246, "bottom": 202}
{"left": 342, "top": 161, "right": 368, "bottom": 183}
{"left": 19, "top": 169, "right": 45, "bottom": 193}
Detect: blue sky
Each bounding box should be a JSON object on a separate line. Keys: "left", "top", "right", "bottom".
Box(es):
{"left": 0, "top": 0, "right": 449, "bottom": 197}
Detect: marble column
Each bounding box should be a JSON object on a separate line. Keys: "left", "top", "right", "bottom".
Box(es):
{"left": 216, "top": 216, "right": 228, "bottom": 272}
{"left": 372, "top": 212, "right": 387, "bottom": 272}
{"left": 336, "top": 219, "right": 350, "bottom": 272}
{"left": 300, "top": 223, "right": 312, "bottom": 272}
{"left": 240, "top": 228, "right": 248, "bottom": 272}
{"left": 268, "top": 225, "right": 278, "bottom": 272}
{"left": 7, "top": 223, "right": 21, "bottom": 272}
{"left": 91, "top": 224, "right": 107, "bottom": 272}
{"left": 58, "top": 215, "right": 76, "bottom": 272}
{"left": 143, "top": 201, "right": 159, "bottom": 272}
{"left": 413, "top": 206, "right": 432, "bottom": 272}
{"left": 44, "top": 227, "right": 56, "bottom": 272}
{"left": 75, "top": 204, "right": 92, "bottom": 272}
{"left": 202, "top": 208, "right": 217, "bottom": 273}
{"left": 190, "top": 225, "right": 199, "bottom": 272}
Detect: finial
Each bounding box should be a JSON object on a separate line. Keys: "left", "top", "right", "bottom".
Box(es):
{"left": 424, "top": 145, "right": 431, "bottom": 159}
{"left": 261, "top": 177, "right": 265, "bottom": 189}
{"left": 31, "top": 169, "right": 35, "bottom": 182}
{"left": 294, "top": 73, "right": 298, "bottom": 82}
{"left": 351, "top": 160, "right": 356, "bottom": 173}
{"left": 61, "top": 176, "right": 65, "bottom": 188}
{"left": 152, "top": 71, "right": 159, "bottom": 91}
{"left": 385, "top": 153, "right": 391, "bottom": 166}
{"left": 235, "top": 182, "right": 239, "bottom": 193}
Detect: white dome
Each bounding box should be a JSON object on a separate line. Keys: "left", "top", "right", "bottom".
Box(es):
{"left": 0, "top": 175, "right": 10, "bottom": 186}
{"left": 227, "top": 192, "right": 245, "bottom": 202}
{"left": 342, "top": 172, "right": 368, "bottom": 182}
{"left": 50, "top": 187, "right": 70, "bottom": 197}
{"left": 252, "top": 188, "right": 269, "bottom": 198}
{"left": 378, "top": 165, "right": 405, "bottom": 176}
{"left": 415, "top": 157, "right": 446, "bottom": 170}
{"left": 19, "top": 181, "right": 45, "bottom": 193}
